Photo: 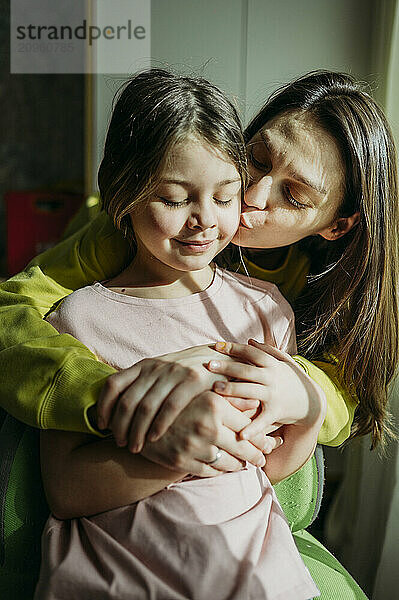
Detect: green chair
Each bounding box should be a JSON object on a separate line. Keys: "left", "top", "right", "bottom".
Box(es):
{"left": 0, "top": 412, "right": 48, "bottom": 599}
{"left": 275, "top": 447, "right": 368, "bottom": 599}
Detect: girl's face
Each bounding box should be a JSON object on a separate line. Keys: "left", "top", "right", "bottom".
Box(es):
{"left": 234, "top": 111, "right": 347, "bottom": 249}
{"left": 130, "top": 137, "right": 241, "bottom": 279}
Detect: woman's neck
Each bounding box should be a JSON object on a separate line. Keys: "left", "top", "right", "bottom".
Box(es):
{"left": 105, "top": 261, "right": 215, "bottom": 299}
{"left": 245, "top": 247, "right": 290, "bottom": 271}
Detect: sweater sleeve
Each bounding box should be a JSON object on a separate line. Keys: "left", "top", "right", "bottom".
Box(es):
{"left": 0, "top": 211, "right": 131, "bottom": 434}
{"left": 292, "top": 355, "right": 357, "bottom": 446}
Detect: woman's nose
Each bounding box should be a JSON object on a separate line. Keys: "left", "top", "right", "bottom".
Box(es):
{"left": 244, "top": 175, "right": 272, "bottom": 210}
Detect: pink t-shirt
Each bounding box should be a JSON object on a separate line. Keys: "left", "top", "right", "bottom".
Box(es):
{"left": 46, "top": 266, "right": 297, "bottom": 368}
{"left": 36, "top": 267, "right": 319, "bottom": 600}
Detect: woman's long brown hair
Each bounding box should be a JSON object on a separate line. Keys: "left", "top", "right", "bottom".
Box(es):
{"left": 245, "top": 71, "right": 399, "bottom": 448}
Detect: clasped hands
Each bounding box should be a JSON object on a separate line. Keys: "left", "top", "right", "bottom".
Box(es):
{"left": 94, "top": 340, "right": 325, "bottom": 478}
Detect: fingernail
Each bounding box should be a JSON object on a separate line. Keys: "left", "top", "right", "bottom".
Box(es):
{"left": 116, "top": 439, "right": 126, "bottom": 447}
{"left": 215, "top": 342, "right": 226, "bottom": 351}
{"left": 148, "top": 433, "right": 158, "bottom": 442}
{"left": 208, "top": 360, "right": 220, "bottom": 370}
{"left": 214, "top": 381, "right": 225, "bottom": 391}
{"left": 257, "top": 457, "right": 266, "bottom": 467}
{"left": 130, "top": 444, "right": 140, "bottom": 453}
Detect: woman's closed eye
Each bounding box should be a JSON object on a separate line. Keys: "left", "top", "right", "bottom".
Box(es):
{"left": 248, "top": 144, "right": 310, "bottom": 210}
{"left": 283, "top": 186, "right": 308, "bottom": 210}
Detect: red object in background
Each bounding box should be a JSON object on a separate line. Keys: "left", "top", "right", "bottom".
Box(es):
{"left": 5, "top": 191, "right": 84, "bottom": 275}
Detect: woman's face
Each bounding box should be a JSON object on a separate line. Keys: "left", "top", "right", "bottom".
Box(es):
{"left": 233, "top": 111, "right": 346, "bottom": 249}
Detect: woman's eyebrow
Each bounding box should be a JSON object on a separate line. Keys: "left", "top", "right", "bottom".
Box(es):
{"left": 287, "top": 169, "right": 327, "bottom": 196}
{"left": 259, "top": 130, "right": 327, "bottom": 195}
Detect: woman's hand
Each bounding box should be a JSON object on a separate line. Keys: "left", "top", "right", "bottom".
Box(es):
{"left": 207, "top": 339, "right": 326, "bottom": 439}
{"left": 140, "top": 390, "right": 284, "bottom": 477}
{"left": 96, "top": 345, "right": 259, "bottom": 453}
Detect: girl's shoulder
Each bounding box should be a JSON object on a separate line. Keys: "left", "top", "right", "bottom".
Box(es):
{"left": 45, "top": 284, "right": 101, "bottom": 332}
{"left": 217, "top": 267, "right": 294, "bottom": 321}
{"left": 220, "top": 266, "right": 281, "bottom": 295}
{"left": 224, "top": 244, "right": 310, "bottom": 306}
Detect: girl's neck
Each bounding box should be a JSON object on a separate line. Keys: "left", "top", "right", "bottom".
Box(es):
{"left": 245, "top": 247, "right": 290, "bottom": 271}
{"left": 105, "top": 261, "right": 215, "bottom": 300}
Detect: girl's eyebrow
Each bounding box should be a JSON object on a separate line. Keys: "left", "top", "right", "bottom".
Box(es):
{"left": 259, "top": 130, "right": 327, "bottom": 196}
{"left": 160, "top": 177, "right": 241, "bottom": 186}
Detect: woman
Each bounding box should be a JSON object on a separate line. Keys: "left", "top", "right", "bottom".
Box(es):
{"left": 0, "top": 71, "right": 398, "bottom": 599}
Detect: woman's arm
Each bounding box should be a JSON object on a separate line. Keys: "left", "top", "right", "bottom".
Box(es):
{"left": 0, "top": 211, "right": 130, "bottom": 431}
{"left": 292, "top": 356, "right": 357, "bottom": 446}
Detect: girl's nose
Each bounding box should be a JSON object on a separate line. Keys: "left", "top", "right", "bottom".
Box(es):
{"left": 244, "top": 175, "right": 272, "bottom": 210}
{"left": 187, "top": 201, "right": 217, "bottom": 230}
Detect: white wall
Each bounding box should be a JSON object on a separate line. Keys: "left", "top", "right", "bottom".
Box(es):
{"left": 245, "top": 0, "right": 374, "bottom": 121}
{"left": 88, "top": 0, "right": 375, "bottom": 191}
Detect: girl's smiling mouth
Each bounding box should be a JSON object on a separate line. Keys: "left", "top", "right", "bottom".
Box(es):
{"left": 174, "top": 238, "right": 216, "bottom": 252}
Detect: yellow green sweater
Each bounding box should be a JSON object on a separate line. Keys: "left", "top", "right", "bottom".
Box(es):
{"left": 0, "top": 210, "right": 356, "bottom": 445}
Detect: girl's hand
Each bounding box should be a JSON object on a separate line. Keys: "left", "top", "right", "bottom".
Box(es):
{"left": 207, "top": 339, "right": 326, "bottom": 440}
{"left": 140, "top": 390, "right": 282, "bottom": 477}
{"left": 96, "top": 345, "right": 259, "bottom": 453}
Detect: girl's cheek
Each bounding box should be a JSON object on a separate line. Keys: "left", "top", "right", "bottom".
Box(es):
{"left": 224, "top": 210, "right": 241, "bottom": 238}
{"left": 150, "top": 211, "right": 182, "bottom": 235}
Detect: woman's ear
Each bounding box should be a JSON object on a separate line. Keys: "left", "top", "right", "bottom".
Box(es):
{"left": 318, "top": 211, "right": 360, "bottom": 241}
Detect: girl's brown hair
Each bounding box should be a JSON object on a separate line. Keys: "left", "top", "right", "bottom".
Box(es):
{"left": 246, "top": 70, "right": 399, "bottom": 448}
{"left": 98, "top": 68, "right": 248, "bottom": 247}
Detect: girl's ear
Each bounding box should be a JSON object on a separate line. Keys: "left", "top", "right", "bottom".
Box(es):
{"left": 318, "top": 211, "right": 360, "bottom": 241}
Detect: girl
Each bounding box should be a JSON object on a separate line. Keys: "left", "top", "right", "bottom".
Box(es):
{"left": 35, "top": 69, "right": 322, "bottom": 600}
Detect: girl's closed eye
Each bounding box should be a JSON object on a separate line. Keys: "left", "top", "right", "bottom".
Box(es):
{"left": 157, "top": 196, "right": 190, "bottom": 208}
{"left": 158, "top": 196, "right": 234, "bottom": 208}
{"left": 212, "top": 197, "right": 234, "bottom": 206}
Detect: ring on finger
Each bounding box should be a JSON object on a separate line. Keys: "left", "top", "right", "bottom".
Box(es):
{"left": 206, "top": 449, "right": 222, "bottom": 465}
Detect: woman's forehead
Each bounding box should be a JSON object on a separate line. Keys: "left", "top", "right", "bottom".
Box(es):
{"left": 255, "top": 112, "right": 345, "bottom": 194}
{"left": 259, "top": 111, "right": 331, "bottom": 152}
